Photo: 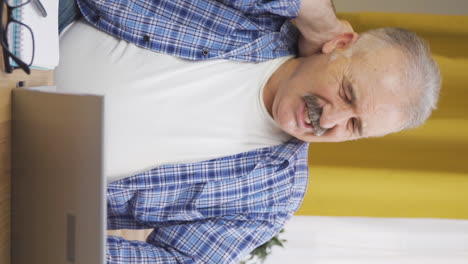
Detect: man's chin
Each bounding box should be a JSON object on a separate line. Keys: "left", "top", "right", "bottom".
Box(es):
{"left": 294, "top": 134, "right": 320, "bottom": 143}
{"left": 282, "top": 129, "right": 321, "bottom": 143}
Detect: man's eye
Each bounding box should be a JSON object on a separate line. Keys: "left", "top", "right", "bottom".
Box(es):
{"left": 351, "top": 118, "right": 361, "bottom": 136}
{"left": 351, "top": 118, "right": 360, "bottom": 135}
{"left": 345, "top": 87, "right": 352, "bottom": 104}
{"left": 341, "top": 84, "right": 352, "bottom": 104}
{"left": 347, "top": 118, "right": 354, "bottom": 133}
{"left": 340, "top": 84, "right": 349, "bottom": 102}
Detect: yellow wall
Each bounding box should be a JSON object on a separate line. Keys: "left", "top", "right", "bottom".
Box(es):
{"left": 297, "top": 13, "right": 468, "bottom": 219}
{"left": 334, "top": 0, "right": 468, "bottom": 15}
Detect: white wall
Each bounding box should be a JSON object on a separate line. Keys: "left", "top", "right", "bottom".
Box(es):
{"left": 253, "top": 216, "right": 468, "bottom": 264}
{"left": 333, "top": 0, "right": 468, "bottom": 15}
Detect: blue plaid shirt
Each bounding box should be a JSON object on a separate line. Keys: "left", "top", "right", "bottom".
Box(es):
{"left": 77, "top": 0, "right": 308, "bottom": 262}
{"left": 77, "top": 0, "right": 301, "bottom": 61}
{"left": 106, "top": 139, "right": 309, "bottom": 263}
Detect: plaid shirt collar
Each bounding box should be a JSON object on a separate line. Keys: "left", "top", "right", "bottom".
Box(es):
{"left": 77, "top": 0, "right": 301, "bottom": 62}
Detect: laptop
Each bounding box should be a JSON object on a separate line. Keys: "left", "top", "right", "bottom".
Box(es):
{"left": 11, "top": 88, "right": 106, "bottom": 264}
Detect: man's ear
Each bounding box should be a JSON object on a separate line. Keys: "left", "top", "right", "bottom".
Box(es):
{"left": 321, "top": 32, "right": 359, "bottom": 54}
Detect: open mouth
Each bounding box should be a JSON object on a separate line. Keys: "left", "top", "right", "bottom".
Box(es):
{"left": 304, "top": 107, "right": 312, "bottom": 125}
{"left": 303, "top": 105, "right": 314, "bottom": 130}
{"left": 304, "top": 96, "right": 327, "bottom": 137}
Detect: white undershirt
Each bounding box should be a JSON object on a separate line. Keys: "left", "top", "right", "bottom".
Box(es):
{"left": 55, "top": 19, "right": 293, "bottom": 183}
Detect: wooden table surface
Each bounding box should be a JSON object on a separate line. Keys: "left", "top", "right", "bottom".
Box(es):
{"left": 0, "top": 51, "right": 54, "bottom": 264}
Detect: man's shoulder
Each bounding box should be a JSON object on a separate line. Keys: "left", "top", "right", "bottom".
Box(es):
{"left": 269, "top": 138, "right": 309, "bottom": 165}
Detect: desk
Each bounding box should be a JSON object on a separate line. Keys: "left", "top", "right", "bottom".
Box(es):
{"left": 0, "top": 51, "right": 54, "bottom": 264}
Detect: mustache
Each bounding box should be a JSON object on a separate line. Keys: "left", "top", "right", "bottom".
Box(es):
{"left": 304, "top": 95, "right": 328, "bottom": 136}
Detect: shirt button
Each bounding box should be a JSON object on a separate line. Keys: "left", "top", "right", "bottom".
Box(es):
{"left": 202, "top": 49, "right": 209, "bottom": 56}
{"left": 143, "top": 35, "right": 150, "bottom": 42}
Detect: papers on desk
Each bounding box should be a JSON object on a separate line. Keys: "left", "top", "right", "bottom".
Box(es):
{"left": 8, "top": 0, "right": 59, "bottom": 70}
{"left": 24, "top": 85, "right": 57, "bottom": 92}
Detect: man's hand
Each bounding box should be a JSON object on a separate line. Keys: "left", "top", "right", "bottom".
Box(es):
{"left": 293, "top": 0, "right": 354, "bottom": 56}
{"left": 297, "top": 20, "right": 354, "bottom": 56}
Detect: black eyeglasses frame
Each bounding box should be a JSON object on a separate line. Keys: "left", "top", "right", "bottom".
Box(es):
{"left": 0, "top": 0, "right": 35, "bottom": 74}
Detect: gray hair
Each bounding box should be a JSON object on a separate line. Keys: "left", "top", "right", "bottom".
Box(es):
{"left": 355, "top": 28, "right": 441, "bottom": 132}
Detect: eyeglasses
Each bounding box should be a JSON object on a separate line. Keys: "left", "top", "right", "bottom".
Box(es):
{"left": 0, "top": 0, "right": 35, "bottom": 74}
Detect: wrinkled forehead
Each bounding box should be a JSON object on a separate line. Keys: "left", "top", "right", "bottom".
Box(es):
{"left": 361, "top": 102, "right": 405, "bottom": 138}
{"left": 353, "top": 45, "right": 408, "bottom": 75}
{"left": 350, "top": 48, "right": 410, "bottom": 137}
{"left": 352, "top": 45, "right": 411, "bottom": 98}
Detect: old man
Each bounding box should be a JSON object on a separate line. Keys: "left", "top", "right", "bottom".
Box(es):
{"left": 55, "top": 0, "right": 440, "bottom": 263}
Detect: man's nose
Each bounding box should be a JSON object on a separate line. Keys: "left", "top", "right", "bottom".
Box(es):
{"left": 319, "top": 104, "right": 355, "bottom": 129}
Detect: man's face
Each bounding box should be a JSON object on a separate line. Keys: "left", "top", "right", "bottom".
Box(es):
{"left": 269, "top": 46, "right": 408, "bottom": 142}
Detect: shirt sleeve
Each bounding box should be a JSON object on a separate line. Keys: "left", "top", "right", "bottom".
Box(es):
{"left": 213, "top": 0, "right": 301, "bottom": 18}
{"left": 106, "top": 217, "right": 277, "bottom": 264}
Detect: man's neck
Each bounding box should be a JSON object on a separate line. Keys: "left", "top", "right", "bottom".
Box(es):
{"left": 263, "top": 58, "right": 300, "bottom": 118}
